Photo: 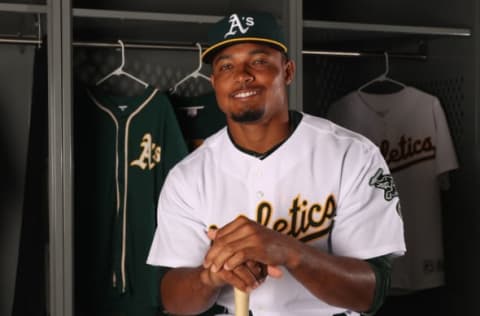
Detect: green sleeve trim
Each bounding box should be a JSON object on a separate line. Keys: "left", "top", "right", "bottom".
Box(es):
{"left": 362, "top": 255, "right": 393, "bottom": 315}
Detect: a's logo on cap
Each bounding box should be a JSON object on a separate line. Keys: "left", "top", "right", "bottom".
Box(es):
{"left": 224, "top": 14, "right": 255, "bottom": 38}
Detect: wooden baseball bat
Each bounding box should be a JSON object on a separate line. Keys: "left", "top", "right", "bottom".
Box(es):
{"left": 234, "top": 287, "right": 249, "bottom": 316}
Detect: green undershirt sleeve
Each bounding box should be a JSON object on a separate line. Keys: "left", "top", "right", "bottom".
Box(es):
{"left": 362, "top": 254, "right": 394, "bottom": 315}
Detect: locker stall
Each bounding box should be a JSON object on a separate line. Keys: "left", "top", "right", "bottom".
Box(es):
{"left": 303, "top": 1, "right": 477, "bottom": 315}
{"left": 0, "top": 0, "right": 477, "bottom": 315}
{"left": 0, "top": 3, "right": 47, "bottom": 316}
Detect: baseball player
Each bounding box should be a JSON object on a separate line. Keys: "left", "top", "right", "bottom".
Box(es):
{"left": 147, "top": 11, "right": 406, "bottom": 316}
{"left": 74, "top": 84, "right": 188, "bottom": 316}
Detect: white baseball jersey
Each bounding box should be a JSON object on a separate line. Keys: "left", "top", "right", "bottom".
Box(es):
{"left": 147, "top": 112, "right": 405, "bottom": 316}
{"left": 328, "top": 87, "right": 459, "bottom": 291}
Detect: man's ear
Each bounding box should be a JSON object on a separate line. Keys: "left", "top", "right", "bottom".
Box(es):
{"left": 284, "top": 59, "right": 296, "bottom": 86}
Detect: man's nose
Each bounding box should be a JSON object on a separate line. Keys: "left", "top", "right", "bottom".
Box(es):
{"left": 234, "top": 65, "right": 254, "bottom": 84}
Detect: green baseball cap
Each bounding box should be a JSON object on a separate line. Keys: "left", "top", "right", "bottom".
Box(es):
{"left": 201, "top": 11, "right": 288, "bottom": 64}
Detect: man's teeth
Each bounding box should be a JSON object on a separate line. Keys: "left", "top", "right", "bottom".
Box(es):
{"left": 234, "top": 90, "right": 257, "bottom": 98}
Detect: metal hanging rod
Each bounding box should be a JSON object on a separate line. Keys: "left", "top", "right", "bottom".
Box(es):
{"left": 72, "top": 40, "right": 426, "bottom": 59}
{"left": 0, "top": 37, "right": 426, "bottom": 60}
{"left": 72, "top": 41, "right": 206, "bottom": 51}
{"left": 0, "top": 38, "right": 204, "bottom": 51}
{"left": 0, "top": 37, "right": 42, "bottom": 45}
{"left": 0, "top": 13, "right": 43, "bottom": 47}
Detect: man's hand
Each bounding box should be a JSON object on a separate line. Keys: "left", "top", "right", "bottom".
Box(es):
{"left": 201, "top": 227, "right": 273, "bottom": 292}
{"left": 200, "top": 258, "right": 268, "bottom": 292}
{"left": 203, "top": 217, "right": 287, "bottom": 291}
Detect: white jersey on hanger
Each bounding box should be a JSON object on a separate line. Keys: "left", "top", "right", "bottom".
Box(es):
{"left": 147, "top": 112, "right": 405, "bottom": 316}
{"left": 328, "top": 86, "right": 459, "bottom": 291}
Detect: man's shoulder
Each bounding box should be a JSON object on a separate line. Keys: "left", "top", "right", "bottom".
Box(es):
{"left": 300, "top": 112, "right": 377, "bottom": 149}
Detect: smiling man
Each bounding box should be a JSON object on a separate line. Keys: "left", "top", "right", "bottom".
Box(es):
{"left": 147, "top": 11, "right": 406, "bottom": 316}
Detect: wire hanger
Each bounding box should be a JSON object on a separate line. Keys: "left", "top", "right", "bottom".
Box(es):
{"left": 96, "top": 40, "right": 149, "bottom": 88}
{"left": 358, "top": 52, "right": 406, "bottom": 92}
{"left": 170, "top": 42, "right": 210, "bottom": 94}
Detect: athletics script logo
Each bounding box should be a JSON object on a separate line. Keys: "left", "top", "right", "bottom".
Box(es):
{"left": 224, "top": 14, "right": 255, "bottom": 38}
{"left": 256, "top": 194, "right": 336, "bottom": 243}
{"left": 380, "top": 135, "right": 436, "bottom": 172}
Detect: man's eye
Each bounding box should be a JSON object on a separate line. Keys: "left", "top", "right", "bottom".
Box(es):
{"left": 219, "top": 64, "right": 232, "bottom": 71}
{"left": 253, "top": 59, "right": 267, "bottom": 65}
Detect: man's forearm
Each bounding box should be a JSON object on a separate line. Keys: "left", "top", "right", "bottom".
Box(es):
{"left": 287, "top": 243, "right": 376, "bottom": 313}
{"left": 161, "top": 266, "right": 220, "bottom": 315}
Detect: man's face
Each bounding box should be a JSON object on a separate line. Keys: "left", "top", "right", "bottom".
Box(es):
{"left": 210, "top": 42, "right": 294, "bottom": 124}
